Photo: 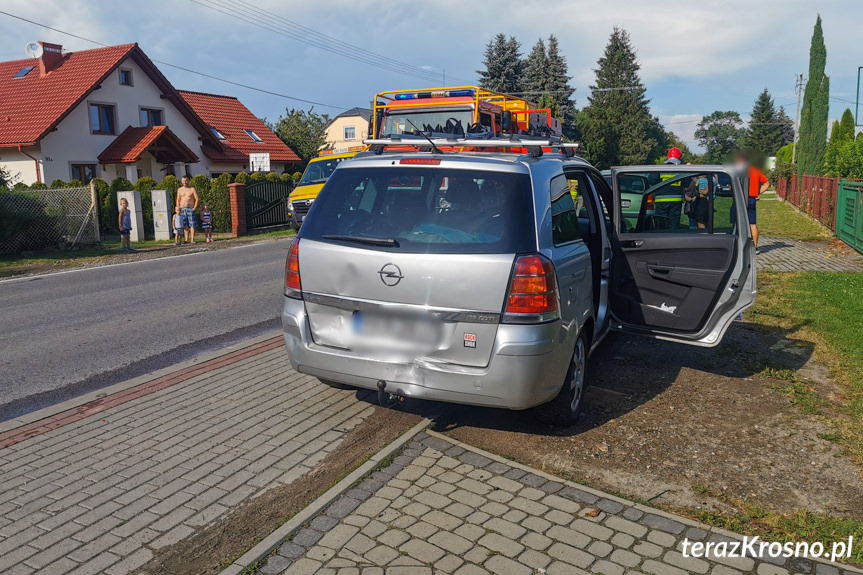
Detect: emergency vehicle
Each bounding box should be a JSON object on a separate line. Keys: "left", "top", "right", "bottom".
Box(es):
{"left": 371, "top": 86, "right": 562, "bottom": 140}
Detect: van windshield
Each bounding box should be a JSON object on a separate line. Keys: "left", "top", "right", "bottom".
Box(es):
{"left": 299, "top": 157, "right": 347, "bottom": 185}
{"left": 381, "top": 107, "right": 473, "bottom": 137}
{"left": 299, "top": 166, "right": 535, "bottom": 254}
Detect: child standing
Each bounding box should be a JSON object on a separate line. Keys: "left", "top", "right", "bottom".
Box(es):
{"left": 118, "top": 198, "right": 132, "bottom": 252}
{"left": 172, "top": 206, "right": 184, "bottom": 246}
{"left": 200, "top": 203, "right": 214, "bottom": 243}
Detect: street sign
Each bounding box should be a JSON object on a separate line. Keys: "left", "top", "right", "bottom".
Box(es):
{"left": 250, "top": 152, "right": 271, "bottom": 172}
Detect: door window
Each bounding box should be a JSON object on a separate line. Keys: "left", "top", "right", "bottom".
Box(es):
{"left": 615, "top": 170, "right": 735, "bottom": 235}
{"left": 550, "top": 175, "right": 581, "bottom": 246}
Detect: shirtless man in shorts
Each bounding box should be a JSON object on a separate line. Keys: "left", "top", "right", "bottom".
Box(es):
{"left": 176, "top": 175, "right": 199, "bottom": 244}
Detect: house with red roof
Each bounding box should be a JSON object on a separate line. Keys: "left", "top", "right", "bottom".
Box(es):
{"left": 0, "top": 42, "right": 299, "bottom": 185}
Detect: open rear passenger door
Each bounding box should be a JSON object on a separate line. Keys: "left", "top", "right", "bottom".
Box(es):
{"left": 608, "top": 165, "right": 756, "bottom": 346}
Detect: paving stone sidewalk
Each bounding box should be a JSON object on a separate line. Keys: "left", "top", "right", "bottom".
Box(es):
{"left": 255, "top": 432, "right": 861, "bottom": 575}
{"left": 0, "top": 337, "right": 376, "bottom": 575}
{"left": 758, "top": 236, "right": 863, "bottom": 272}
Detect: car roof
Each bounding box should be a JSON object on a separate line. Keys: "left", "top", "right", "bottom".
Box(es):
{"left": 348, "top": 149, "right": 594, "bottom": 170}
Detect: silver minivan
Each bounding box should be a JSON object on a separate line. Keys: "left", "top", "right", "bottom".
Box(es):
{"left": 282, "top": 141, "right": 756, "bottom": 424}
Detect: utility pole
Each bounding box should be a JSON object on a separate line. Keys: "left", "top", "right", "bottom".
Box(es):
{"left": 792, "top": 73, "right": 804, "bottom": 163}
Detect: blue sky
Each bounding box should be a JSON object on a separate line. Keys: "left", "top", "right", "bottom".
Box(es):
{"left": 0, "top": 0, "right": 859, "bottom": 150}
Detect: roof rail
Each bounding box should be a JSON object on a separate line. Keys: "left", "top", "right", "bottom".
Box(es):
{"left": 362, "top": 137, "right": 580, "bottom": 158}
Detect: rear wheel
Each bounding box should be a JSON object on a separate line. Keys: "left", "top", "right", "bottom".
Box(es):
{"left": 534, "top": 331, "right": 588, "bottom": 426}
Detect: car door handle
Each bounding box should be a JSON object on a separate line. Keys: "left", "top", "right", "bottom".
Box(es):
{"left": 621, "top": 240, "right": 644, "bottom": 248}
{"left": 647, "top": 264, "right": 674, "bottom": 278}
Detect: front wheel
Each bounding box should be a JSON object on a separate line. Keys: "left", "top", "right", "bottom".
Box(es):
{"left": 534, "top": 332, "right": 588, "bottom": 426}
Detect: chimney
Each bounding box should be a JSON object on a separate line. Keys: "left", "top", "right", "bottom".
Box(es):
{"left": 38, "top": 42, "right": 64, "bottom": 75}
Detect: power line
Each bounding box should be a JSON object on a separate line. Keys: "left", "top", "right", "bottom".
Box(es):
{"left": 189, "top": 0, "right": 474, "bottom": 85}
{"left": 0, "top": 9, "right": 347, "bottom": 110}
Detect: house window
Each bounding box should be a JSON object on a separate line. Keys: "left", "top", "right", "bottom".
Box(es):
{"left": 244, "top": 129, "right": 264, "bottom": 143}
{"left": 71, "top": 164, "right": 96, "bottom": 183}
{"left": 119, "top": 69, "right": 133, "bottom": 86}
{"left": 89, "top": 104, "right": 115, "bottom": 135}
{"left": 140, "top": 108, "right": 163, "bottom": 127}
{"left": 209, "top": 126, "right": 227, "bottom": 141}
{"left": 343, "top": 126, "right": 357, "bottom": 141}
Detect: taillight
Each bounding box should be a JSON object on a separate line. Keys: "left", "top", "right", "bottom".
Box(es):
{"left": 503, "top": 254, "right": 559, "bottom": 323}
{"left": 285, "top": 237, "right": 301, "bottom": 298}
{"left": 645, "top": 193, "right": 654, "bottom": 210}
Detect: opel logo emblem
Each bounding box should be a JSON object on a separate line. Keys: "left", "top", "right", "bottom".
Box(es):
{"left": 304, "top": 199, "right": 312, "bottom": 206}
{"left": 378, "top": 263, "right": 403, "bottom": 287}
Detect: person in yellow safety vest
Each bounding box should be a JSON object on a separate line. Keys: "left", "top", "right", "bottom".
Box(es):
{"left": 655, "top": 147, "right": 685, "bottom": 228}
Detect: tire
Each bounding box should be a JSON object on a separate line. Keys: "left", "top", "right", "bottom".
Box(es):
{"left": 534, "top": 331, "right": 588, "bottom": 426}
{"left": 318, "top": 378, "right": 355, "bottom": 390}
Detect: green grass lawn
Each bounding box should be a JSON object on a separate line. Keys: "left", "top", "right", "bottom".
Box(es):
{"left": 750, "top": 271, "right": 863, "bottom": 461}
{"left": 692, "top": 270, "right": 863, "bottom": 566}
{"left": 756, "top": 197, "right": 831, "bottom": 240}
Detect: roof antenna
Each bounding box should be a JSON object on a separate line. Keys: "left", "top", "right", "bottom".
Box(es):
{"left": 406, "top": 118, "right": 443, "bottom": 154}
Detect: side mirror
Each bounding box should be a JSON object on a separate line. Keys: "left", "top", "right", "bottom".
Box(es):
{"left": 500, "top": 111, "right": 512, "bottom": 134}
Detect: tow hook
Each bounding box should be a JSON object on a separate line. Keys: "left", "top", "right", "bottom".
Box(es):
{"left": 376, "top": 380, "right": 407, "bottom": 409}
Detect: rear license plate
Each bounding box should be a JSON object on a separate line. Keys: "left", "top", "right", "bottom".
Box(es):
{"left": 351, "top": 310, "right": 442, "bottom": 352}
{"left": 621, "top": 199, "right": 631, "bottom": 208}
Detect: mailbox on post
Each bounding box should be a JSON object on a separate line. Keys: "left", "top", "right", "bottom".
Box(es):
{"left": 151, "top": 190, "right": 171, "bottom": 240}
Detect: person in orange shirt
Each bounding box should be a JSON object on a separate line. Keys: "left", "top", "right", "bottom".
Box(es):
{"left": 735, "top": 152, "right": 769, "bottom": 252}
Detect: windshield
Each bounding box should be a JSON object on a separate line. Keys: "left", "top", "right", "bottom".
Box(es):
{"left": 381, "top": 107, "right": 473, "bottom": 137}
{"left": 299, "top": 166, "right": 535, "bottom": 254}
{"left": 299, "top": 157, "right": 348, "bottom": 185}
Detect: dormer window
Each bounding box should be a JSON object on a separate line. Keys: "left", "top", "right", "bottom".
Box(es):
{"left": 119, "top": 69, "right": 133, "bottom": 86}
{"left": 244, "top": 129, "right": 264, "bottom": 143}
{"left": 209, "top": 126, "right": 226, "bottom": 141}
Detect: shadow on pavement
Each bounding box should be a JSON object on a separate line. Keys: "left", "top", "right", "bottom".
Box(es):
{"left": 426, "top": 320, "right": 815, "bottom": 437}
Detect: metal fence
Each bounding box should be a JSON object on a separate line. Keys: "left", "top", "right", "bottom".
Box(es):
{"left": 0, "top": 185, "right": 100, "bottom": 254}
{"left": 835, "top": 179, "right": 863, "bottom": 254}
{"left": 775, "top": 174, "right": 839, "bottom": 231}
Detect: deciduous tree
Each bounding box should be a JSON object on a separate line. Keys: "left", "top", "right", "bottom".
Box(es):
{"left": 695, "top": 111, "right": 745, "bottom": 163}
{"left": 270, "top": 108, "right": 331, "bottom": 169}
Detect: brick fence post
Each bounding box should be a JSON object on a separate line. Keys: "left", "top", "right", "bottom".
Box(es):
{"left": 229, "top": 183, "right": 247, "bottom": 237}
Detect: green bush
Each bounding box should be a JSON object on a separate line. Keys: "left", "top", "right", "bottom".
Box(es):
{"left": 67, "top": 180, "right": 84, "bottom": 188}
{"left": 265, "top": 172, "right": 280, "bottom": 182}
{"left": 29, "top": 182, "right": 47, "bottom": 190}
{"left": 249, "top": 171, "right": 265, "bottom": 182}
{"left": 12, "top": 182, "right": 29, "bottom": 191}
{"left": 199, "top": 173, "right": 232, "bottom": 233}
{"left": 92, "top": 178, "right": 117, "bottom": 234}
{"left": 292, "top": 171, "right": 302, "bottom": 183}
{"left": 49, "top": 179, "right": 66, "bottom": 189}
{"left": 110, "top": 177, "right": 133, "bottom": 192}
{"left": 0, "top": 189, "right": 62, "bottom": 253}
{"left": 235, "top": 172, "right": 249, "bottom": 184}
{"left": 135, "top": 177, "right": 158, "bottom": 237}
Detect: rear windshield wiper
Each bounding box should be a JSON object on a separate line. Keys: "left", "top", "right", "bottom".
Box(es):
{"left": 322, "top": 234, "right": 400, "bottom": 248}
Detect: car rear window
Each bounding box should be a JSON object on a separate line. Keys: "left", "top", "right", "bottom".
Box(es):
{"left": 299, "top": 166, "right": 536, "bottom": 254}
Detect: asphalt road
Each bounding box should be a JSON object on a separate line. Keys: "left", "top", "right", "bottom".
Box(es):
{"left": 0, "top": 239, "right": 291, "bottom": 421}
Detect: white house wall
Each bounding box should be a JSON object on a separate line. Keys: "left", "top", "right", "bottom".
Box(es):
{"left": 324, "top": 116, "right": 369, "bottom": 153}
{"left": 36, "top": 56, "right": 212, "bottom": 185}
{"left": 0, "top": 147, "right": 43, "bottom": 185}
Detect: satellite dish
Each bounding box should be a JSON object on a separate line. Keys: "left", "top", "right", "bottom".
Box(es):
{"left": 25, "top": 42, "right": 43, "bottom": 59}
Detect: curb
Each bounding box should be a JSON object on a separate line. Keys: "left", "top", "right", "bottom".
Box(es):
{"left": 219, "top": 417, "right": 432, "bottom": 575}
{"left": 426, "top": 430, "right": 863, "bottom": 575}
{"left": 0, "top": 330, "right": 283, "bottom": 435}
